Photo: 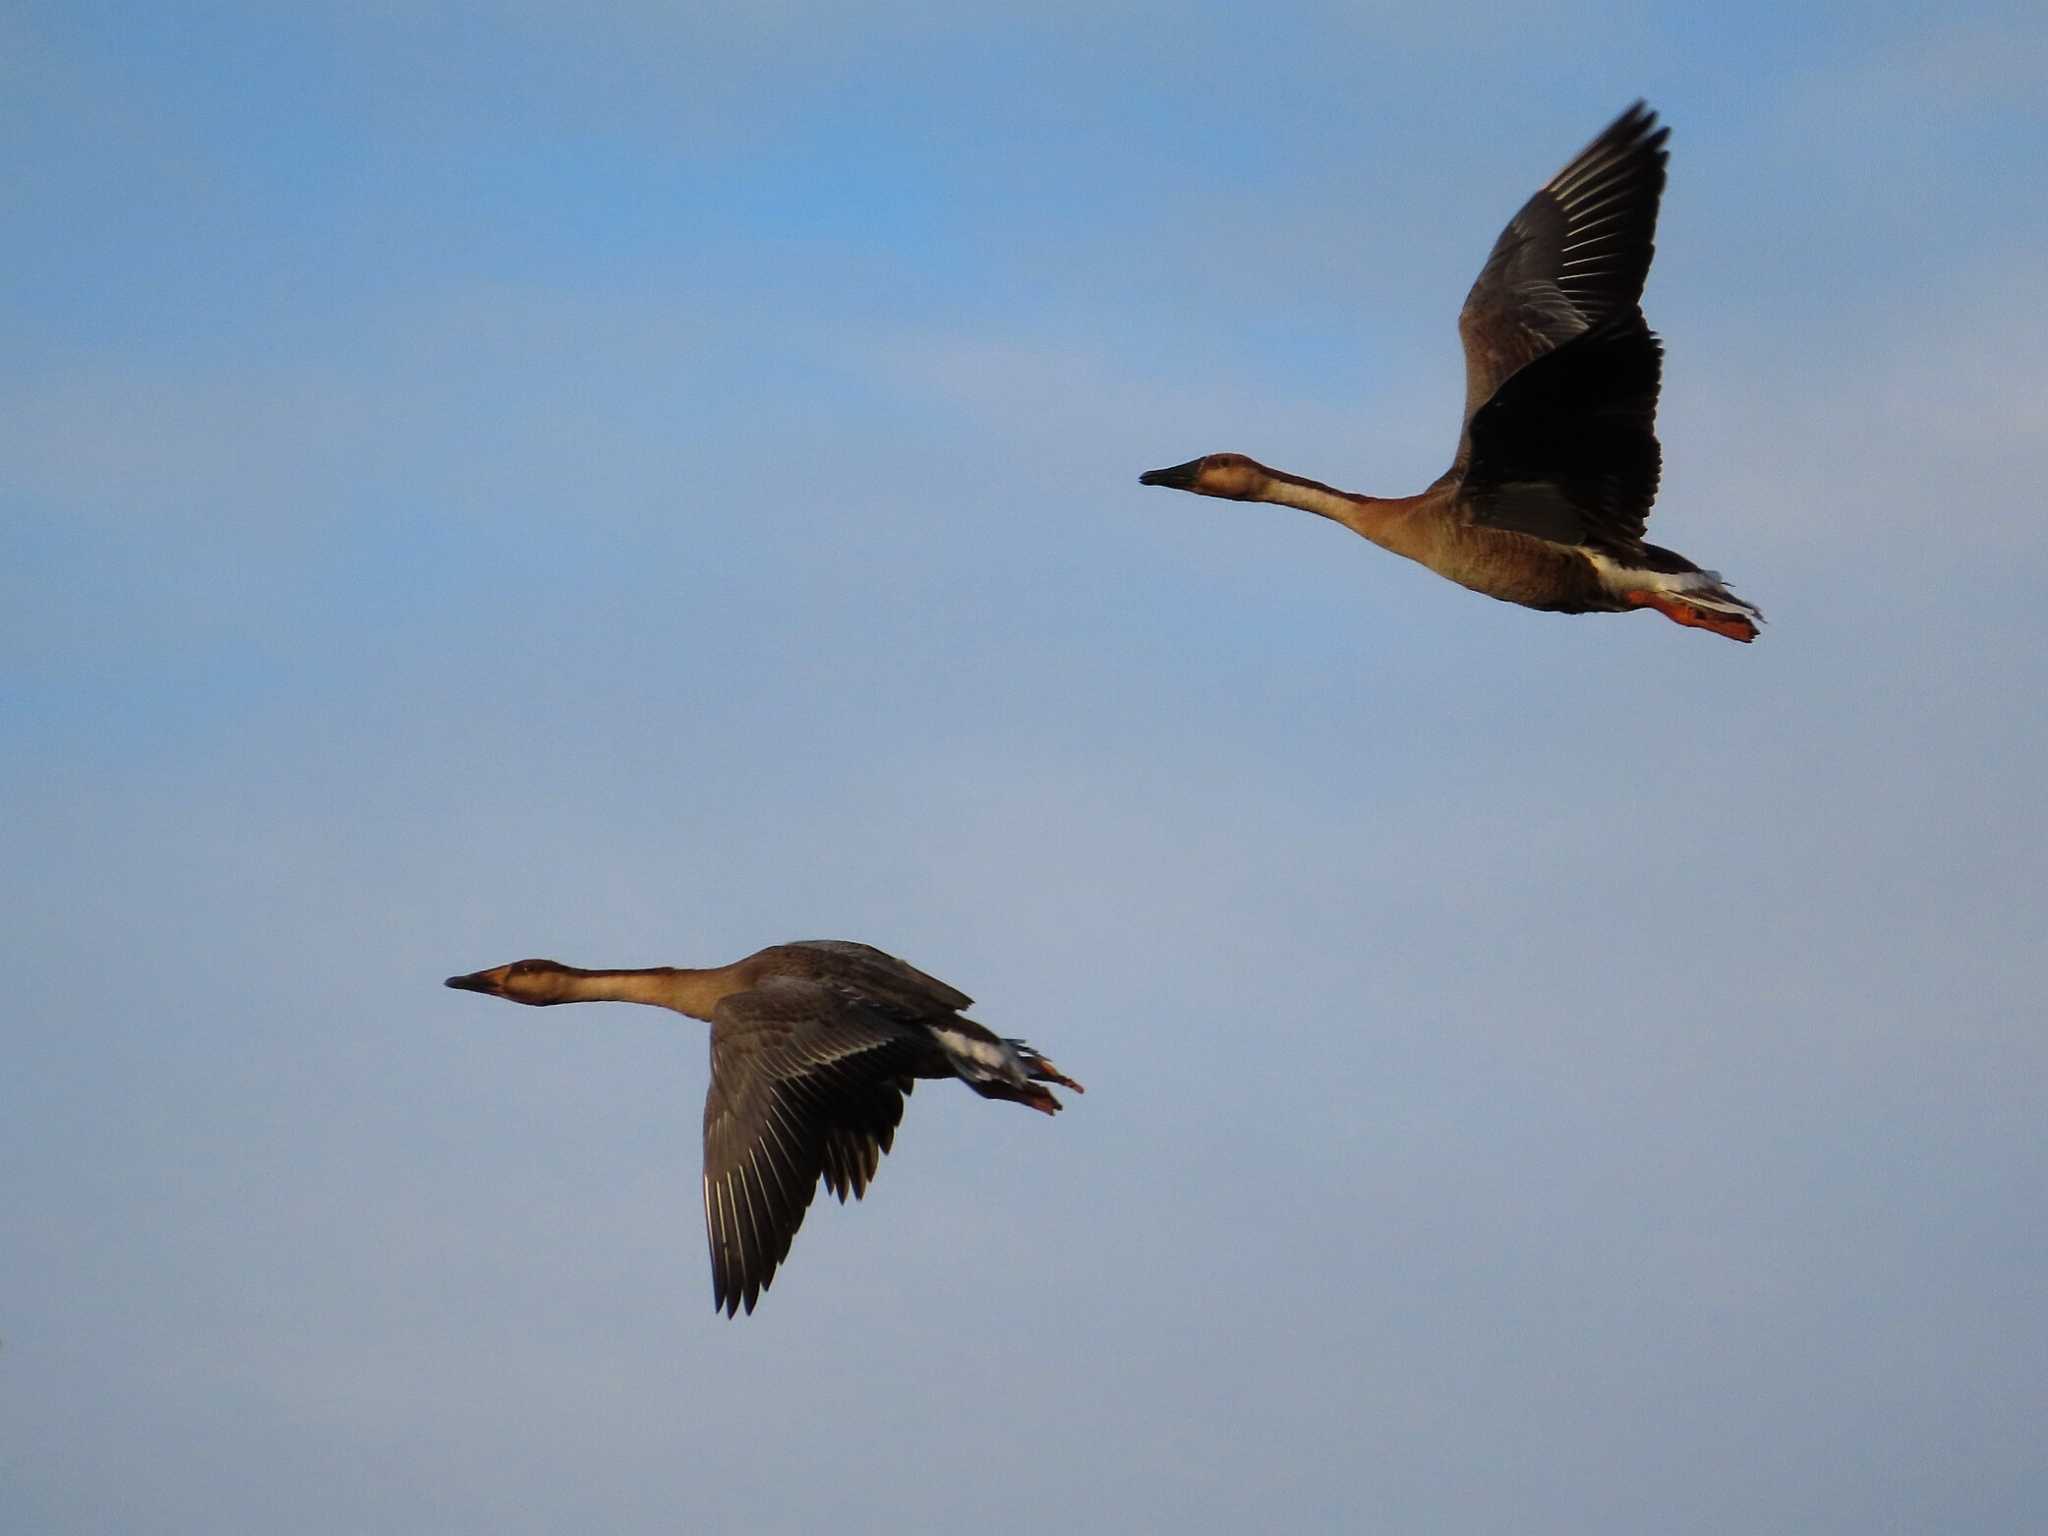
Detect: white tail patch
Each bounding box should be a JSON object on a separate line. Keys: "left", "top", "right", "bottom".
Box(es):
{"left": 930, "top": 1025, "right": 1022, "bottom": 1083}
{"left": 1582, "top": 551, "right": 1763, "bottom": 620}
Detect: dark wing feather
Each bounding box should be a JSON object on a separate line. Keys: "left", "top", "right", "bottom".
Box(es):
{"left": 1454, "top": 103, "right": 1668, "bottom": 439}
{"left": 818, "top": 1076, "right": 913, "bottom": 1203}
{"left": 701, "top": 979, "right": 922, "bottom": 1316}
{"left": 1458, "top": 314, "right": 1663, "bottom": 549}
{"left": 759, "top": 940, "right": 974, "bottom": 1015}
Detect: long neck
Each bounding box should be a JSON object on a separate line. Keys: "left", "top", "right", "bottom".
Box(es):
{"left": 553, "top": 965, "right": 735, "bottom": 1021}
{"left": 1252, "top": 466, "right": 1423, "bottom": 555}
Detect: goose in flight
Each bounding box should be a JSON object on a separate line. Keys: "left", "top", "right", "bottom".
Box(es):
{"left": 1141, "top": 103, "right": 1761, "bottom": 642}
{"left": 446, "top": 940, "right": 1082, "bottom": 1316}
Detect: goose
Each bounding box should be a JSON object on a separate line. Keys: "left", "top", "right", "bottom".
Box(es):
{"left": 1141, "top": 103, "right": 1762, "bottom": 642}
{"left": 445, "top": 940, "right": 1082, "bottom": 1316}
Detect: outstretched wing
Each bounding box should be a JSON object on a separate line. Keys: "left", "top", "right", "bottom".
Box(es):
{"left": 1454, "top": 103, "right": 1668, "bottom": 441}
{"left": 701, "top": 978, "right": 923, "bottom": 1317}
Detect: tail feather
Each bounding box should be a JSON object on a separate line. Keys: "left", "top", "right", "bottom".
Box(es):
{"left": 1585, "top": 548, "right": 1763, "bottom": 643}
{"left": 1633, "top": 581, "right": 1762, "bottom": 642}
{"left": 934, "top": 1022, "right": 1083, "bottom": 1112}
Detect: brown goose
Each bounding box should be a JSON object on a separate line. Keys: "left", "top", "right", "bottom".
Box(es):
{"left": 445, "top": 941, "right": 1082, "bottom": 1316}
{"left": 1141, "top": 103, "right": 1761, "bottom": 642}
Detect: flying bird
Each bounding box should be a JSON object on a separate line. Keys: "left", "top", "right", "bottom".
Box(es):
{"left": 446, "top": 940, "right": 1082, "bottom": 1316}
{"left": 1141, "top": 103, "right": 1761, "bottom": 642}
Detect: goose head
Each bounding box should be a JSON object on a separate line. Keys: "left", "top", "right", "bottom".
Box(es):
{"left": 1139, "top": 452, "right": 1271, "bottom": 501}
{"left": 445, "top": 958, "right": 576, "bottom": 1005}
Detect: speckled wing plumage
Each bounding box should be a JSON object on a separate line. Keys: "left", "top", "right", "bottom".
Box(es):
{"left": 1449, "top": 103, "right": 1670, "bottom": 553}
{"left": 701, "top": 976, "right": 925, "bottom": 1317}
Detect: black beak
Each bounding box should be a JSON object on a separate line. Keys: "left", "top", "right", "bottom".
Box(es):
{"left": 444, "top": 970, "right": 499, "bottom": 994}
{"left": 1139, "top": 458, "right": 1202, "bottom": 489}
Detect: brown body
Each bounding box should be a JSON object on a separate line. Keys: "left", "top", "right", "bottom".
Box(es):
{"left": 446, "top": 940, "right": 1081, "bottom": 1316}
{"left": 1142, "top": 104, "right": 1762, "bottom": 642}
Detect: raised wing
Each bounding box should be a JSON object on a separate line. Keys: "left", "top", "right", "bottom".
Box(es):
{"left": 1455, "top": 103, "right": 1669, "bottom": 437}
{"left": 1458, "top": 314, "right": 1663, "bottom": 550}
{"left": 700, "top": 978, "right": 923, "bottom": 1316}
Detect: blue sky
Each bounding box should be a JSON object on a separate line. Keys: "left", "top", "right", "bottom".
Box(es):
{"left": 6, "top": 2, "right": 2046, "bottom": 1531}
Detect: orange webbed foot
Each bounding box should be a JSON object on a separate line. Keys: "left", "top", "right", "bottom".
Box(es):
{"left": 1624, "top": 590, "right": 1758, "bottom": 643}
